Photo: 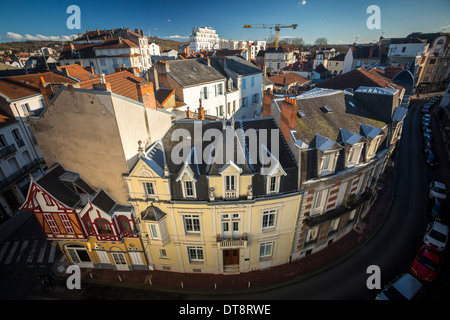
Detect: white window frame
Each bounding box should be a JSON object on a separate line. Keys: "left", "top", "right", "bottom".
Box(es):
{"left": 144, "top": 182, "right": 155, "bottom": 196}
{"left": 187, "top": 246, "right": 204, "bottom": 262}
{"left": 259, "top": 242, "right": 273, "bottom": 258}
{"left": 183, "top": 214, "right": 201, "bottom": 233}
{"left": 321, "top": 152, "right": 337, "bottom": 175}
{"left": 347, "top": 144, "right": 362, "bottom": 166}
{"left": 183, "top": 180, "right": 195, "bottom": 198}
{"left": 262, "top": 209, "right": 277, "bottom": 230}
{"left": 306, "top": 229, "right": 317, "bottom": 242}
{"left": 60, "top": 213, "right": 75, "bottom": 234}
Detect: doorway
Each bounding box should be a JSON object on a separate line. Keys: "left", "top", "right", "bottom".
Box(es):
{"left": 223, "top": 249, "right": 239, "bottom": 266}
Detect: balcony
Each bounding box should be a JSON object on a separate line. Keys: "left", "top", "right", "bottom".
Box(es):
{"left": 217, "top": 234, "right": 248, "bottom": 249}
{"left": 0, "top": 144, "right": 17, "bottom": 159}
{"left": 0, "top": 158, "right": 44, "bottom": 192}
{"left": 224, "top": 190, "right": 238, "bottom": 200}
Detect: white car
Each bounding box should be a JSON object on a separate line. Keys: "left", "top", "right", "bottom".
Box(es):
{"left": 429, "top": 181, "right": 447, "bottom": 199}
{"left": 423, "top": 221, "right": 449, "bottom": 251}
{"left": 376, "top": 273, "right": 423, "bottom": 300}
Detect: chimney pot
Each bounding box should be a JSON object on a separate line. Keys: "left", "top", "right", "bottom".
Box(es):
{"left": 137, "top": 82, "right": 157, "bottom": 110}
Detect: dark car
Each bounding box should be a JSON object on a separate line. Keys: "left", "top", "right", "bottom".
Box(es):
{"left": 425, "top": 135, "right": 435, "bottom": 146}
{"left": 422, "top": 106, "right": 430, "bottom": 114}
{"left": 426, "top": 150, "right": 439, "bottom": 167}
{"left": 431, "top": 198, "right": 448, "bottom": 222}
{"left": 424, "top": 143, "right": 434, "bottom": 154}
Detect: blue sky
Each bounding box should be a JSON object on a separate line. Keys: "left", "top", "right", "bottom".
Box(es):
{"left": 0, "top": 0, "right": 449, "bottom": 44}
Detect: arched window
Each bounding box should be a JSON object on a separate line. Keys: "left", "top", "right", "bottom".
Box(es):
{"left": 117, "top": 216, "right": 131, "bottom": 233}
{"left": 95, "top": 218, "right": 113, "bottom": 235}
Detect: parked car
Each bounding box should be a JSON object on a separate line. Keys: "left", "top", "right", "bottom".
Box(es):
{"left": 424, "top": 135, "right": 435, "bottom": 147}
{"left": 375, "top": 273, "right": 423, "bottom": 300}
{"left": 424, "top": 143, "right": 434, "bottom": 153}
{"left": 410, "top": 245, "right": 443, "bottom": 283}
{"left": 423, "top": 129, "right": 433, "bottom": 138}
{"left": 421, "top": 106, "right": 430, "bottom": 114}
{"left": 429, "top": 181, "right": 447, "bottom": 199}
{"left": 423, "top": 221, "right": 449, "bottom": 251}
{"left": 430, "top": 198, "right": 448, "bottom": 222}
{"left": 426, "top": 150, "right": 439, "bottom": 167}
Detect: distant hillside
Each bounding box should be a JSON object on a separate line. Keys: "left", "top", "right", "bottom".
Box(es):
{"left": 0, "top": 40, "right": 65, "bottom": 54}
{"left": 147, "top": 37, "right": 188, "bottom": 52}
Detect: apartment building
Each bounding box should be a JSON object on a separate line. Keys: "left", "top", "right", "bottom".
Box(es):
{"left": 264, "top": 47, "right": 296, "bottom": 74}
{"left": 123, "top": 118, "right": 302, "bottom": 274}
{"left": 262, "top": 87, "right": 407, "bottom": 260}
{"left": 190, "top": 27, "right": 220, "bottom": 52}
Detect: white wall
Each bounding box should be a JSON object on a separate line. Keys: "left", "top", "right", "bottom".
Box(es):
{"left": 388, "top": 43, "right": 426, "bottom": 58}
{"left": 181, "top": 81, "right": 227, "bottom": 116}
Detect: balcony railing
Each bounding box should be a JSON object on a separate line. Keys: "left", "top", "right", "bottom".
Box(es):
{"left": 217, "top": 234, "right": 248, "bottom": 249}
{"left": 0, "top": 144, "right": 17, "bottom": 159}
{"left": 224, "top": 190, "right": 238, "bottom": 200}
{"left": 0, "top": 158, "right": 44, "bottom": 191}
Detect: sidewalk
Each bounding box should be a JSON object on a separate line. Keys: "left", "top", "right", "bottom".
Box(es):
{"left": 51, "top": 169, "right": 395, "bottom": 295}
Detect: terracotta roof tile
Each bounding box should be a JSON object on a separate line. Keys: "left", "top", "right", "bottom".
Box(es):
{"left": 0, "top": 72, "right": 77, "bottom": 101}
{"left": 77, "top": 70, "right": 145, "bottom": 102}
{"left": 57, "top": 64, "right": 98, "bottom": 81}
{"left": 269, "top": 72, "right": 310, "bottom": 86}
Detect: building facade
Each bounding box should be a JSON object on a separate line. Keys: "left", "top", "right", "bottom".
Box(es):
{"left": 190, "top": 27, "right": 220, "bottom": 52}
{"left": 20, "top": 164, "right": 147, "bottom": 271}
{"left": 264, "top": 47, "right": 296, "bottom": 74}
{"left": 123, "top": 118, "right": 302, "bottom": 274}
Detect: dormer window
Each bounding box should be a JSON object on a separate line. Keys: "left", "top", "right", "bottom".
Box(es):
{"left": 367, "top": 137, "right": 381, "bottom": 158}
{"left": 321, "top": 152, "right": 337, "bottom": 175}
{"left": 347, "top": 144, "right": 362, "bottom": 166}
{"left": 184, "top": 180, "right": 195, "bottom": 197}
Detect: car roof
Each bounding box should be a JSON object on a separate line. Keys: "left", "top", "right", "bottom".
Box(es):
{"left": 432, "top": 221, "right": 449, "bottom": 234}
{"left": 392, "top": 274, "right": 423, "bottom": 300}
{"left": 432, "top": 181, "right": 446, "bottom": 189}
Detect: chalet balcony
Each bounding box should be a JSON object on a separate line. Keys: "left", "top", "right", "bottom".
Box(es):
{"left": 0, "top": 144, "right": 17, "bottom": 159}
{"left": 217, "top": 234, "right": 248, "bottom": 249}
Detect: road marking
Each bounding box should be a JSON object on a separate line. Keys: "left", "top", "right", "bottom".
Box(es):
{"left": 48, "top": 243, "right": 56, "bottom": 263}
{"left": 5, "top": 241, "right": 19, "bottom": 264}
{"left": 0, "top": 242, "right": 10, "bottom": 263}
{"left": 26, "top": 240, "right": 39, "bottom": 263}
{"left": 16, "top": 240, "right": 29, "bottom": 263}
{"left": 37, "top": 241, "right": 48, "bottom": 264}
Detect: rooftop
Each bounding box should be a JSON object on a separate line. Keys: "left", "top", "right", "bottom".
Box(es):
{"left": 164, "top": 59, "right": 226, "bottom": 88}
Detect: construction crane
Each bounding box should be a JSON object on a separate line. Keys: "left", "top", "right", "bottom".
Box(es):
{"left": 243, "top": 24, "right": 298, "bottom": 48}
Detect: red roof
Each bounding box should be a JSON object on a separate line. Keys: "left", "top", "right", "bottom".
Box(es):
{"left": 57, "top": 64, "right": 98, "bottom": 81}
{"left": 0, "top": 72, "right": 77, "bottom": 101}
{"left": 269, "top": 73, "right": 310, "bottom": 86}
{"left": 77, "top": 71, "right": 145, "bottom": 102}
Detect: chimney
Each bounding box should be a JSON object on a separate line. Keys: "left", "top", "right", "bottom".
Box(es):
{"left": 369, "top": 46, "right": 374, "bottom": 58}
{"left": 207, "top": 57, "right": 210, "bottom": 66}
{"left": 96, "top": 29, "right": 100, "bottom": 35}
{"left": 279, "top": 97, "right": 299, "bottom": 143}
{"left": 135, "top": 28, "right": 139, "bottom": 34}
{"left": 93, "top": 74, "right": 112, "bottom": 91}
{"left": 152, "top": 67, "right": 159, "bottom": 90}
{"left": 39, "top": 77, "right": 54, "bottom": 107}
{"left": 84, "top": 66, "right": 94, "bottom": 74}
{"left": 186, "top": 107, "right": 191, "bottom": 119}
{"left": 136, "top": 82, "right": 157, "bottom": 110}
{"left": 262, "top": 88, "right": 274, "bottom": 117}
{"left": 140, "top": 30, "right": 144, "bottom": 36}
{"left": 198, "top": 99, "right": 205, "bottom": 120}
{"left": 69, "top": 43, "right": 75, "bottom": 53}
{"left": 138, "top": 140, "right": 144, "bottom": 158}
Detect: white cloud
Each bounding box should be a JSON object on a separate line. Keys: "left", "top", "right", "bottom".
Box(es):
{"left": 298, "top": 0, "right": 306, "bottom": 6}
{"left": 167, "top": 19, "right": 171, "bottom": 23}
{"left": 163, "top": 35, "right": 189, "bottom": 39}
{"left": 0, "top": 32, "right": 76, "bottom": 42}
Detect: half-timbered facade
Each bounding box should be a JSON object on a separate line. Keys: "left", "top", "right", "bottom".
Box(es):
{"left": 20, "top": 164, "right": 148, "bottom": 271}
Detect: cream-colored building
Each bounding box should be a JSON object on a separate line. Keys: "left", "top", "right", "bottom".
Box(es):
{"left": 29, "top": 70, "right": 173, "bottom": 204}
{"left": 124, "top": 118, "right": 302, "bottom": 274}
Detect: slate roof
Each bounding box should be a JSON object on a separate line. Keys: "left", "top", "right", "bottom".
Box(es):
{"left": 291, "top": 89, "right": 387, "bottom": 144}
{"left": 164, "top": 59, "right": 226, "bottom": 88}
{"left": 143, "top": 117, "right": 299, "bottom": 200}
{"left": 59, "top": 38, "right": 138, "bottom": 60}
{"left": 91, "top": 189, "right": 117, "bottom": 215}
{"left": 35, "top": 164, "right": 82, "bottom": 209}
{"left": 328, "top": 53, "right": 346, "bottom": 61}
{"left": 316, "top": 68, "right": 403, "bottom": 92}
{"left": 141, "top": 205, "right": 166, "bottom": 221}
{"left": 221, "top": 56, "right": 262, "bottom": 76}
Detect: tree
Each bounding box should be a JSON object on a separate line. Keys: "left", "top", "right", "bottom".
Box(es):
{"left": 314, "top": 37, "right": 328, "bottom": 47}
